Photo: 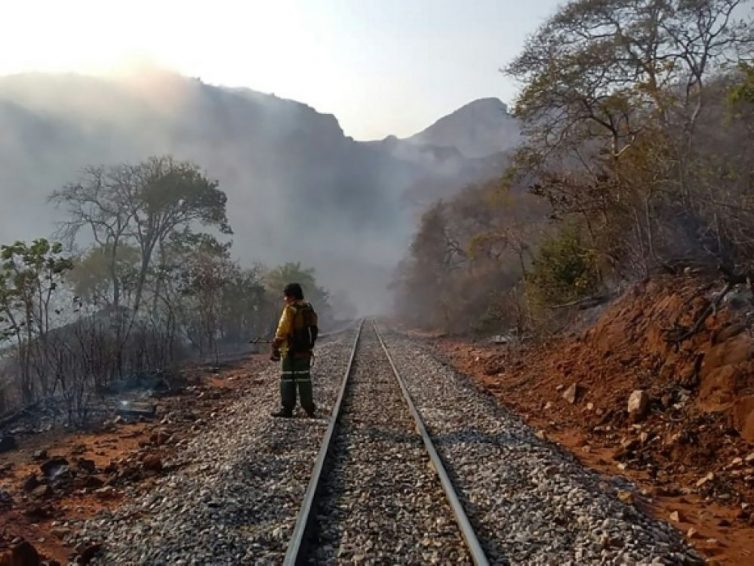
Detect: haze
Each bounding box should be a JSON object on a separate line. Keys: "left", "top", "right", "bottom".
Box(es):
{"left": 1, "top": 0, "right": 556, "bottom": 140}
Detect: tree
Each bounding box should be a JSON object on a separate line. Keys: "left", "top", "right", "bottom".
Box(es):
{"left": 264, "top": 262, "right": 331, "bottom": 318}
{"left": 66, "top": 244, "right": 140, "bottom": 307}
{"left": 125, "top": 156, "right": 232, "bottom": 314}
{"left": 51, "top": 166, "right": 133, "bottom": 310}
{"left": 505, "top": 0, "right": 753, "bottom": 276}
{"left": 51, "top": 156, "right": 232, "bottom": 314}
{"left": 0, "top": 240, "right": 73, "bottom": 403}
{"left": 219, "top": 265, "right": 273, "bottom": 343}
{"left": 507, "top": 0, "right": 752, "bottom": 161}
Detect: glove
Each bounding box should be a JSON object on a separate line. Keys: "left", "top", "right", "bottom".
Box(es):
{"left": 270, "top": 349, "right": 281, "bottom": 362}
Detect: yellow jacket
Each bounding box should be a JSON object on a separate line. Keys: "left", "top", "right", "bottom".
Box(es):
{"left": 273, "top": 300, "right": 304, "bottom": 355}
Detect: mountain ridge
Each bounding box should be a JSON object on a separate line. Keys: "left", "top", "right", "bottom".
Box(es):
{"left": 0, "top": 71, "right": 521, "bottom": 310}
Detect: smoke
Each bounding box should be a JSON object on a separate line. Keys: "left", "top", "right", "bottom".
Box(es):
{"left": 0, "top": 67, "right": 517, "bottom": 317}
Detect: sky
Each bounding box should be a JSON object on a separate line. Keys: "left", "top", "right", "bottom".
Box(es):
{"left": 0, "top": 0, "right": 559, "bottom": 140}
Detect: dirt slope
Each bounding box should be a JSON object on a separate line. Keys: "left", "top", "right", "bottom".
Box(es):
{"left": 438, "top": 273, "right": 754, "bottom": 564}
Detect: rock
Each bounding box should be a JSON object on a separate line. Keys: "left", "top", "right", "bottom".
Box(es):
{"left": 150, "top": 430, "right": 167, "bottom": 446}
{"left": 76, "top": 459, "right": 96, "bottom": 474}
{"left": 627, "top": 390, "right": 650, "bottom": 421}
{"left": 728, "top": 456, "right": 744, "bottom": 468}
{"left": 0, "top": 540, "right": 40, "bottom": 566}
{"left": 24, "top": 504, "right": 53, "bottom": 520}
{"left": 670, "top": 510, "right": 683, "bottom": 522}
{"left": 696, "top": 472, "right": 715, "bottom": 488}
{"left": 141, "top": 454, "right": 163, "bottom": 472}
{"left": 562, "top": 383, "right": 582, "bottom": 404}
{"left": 94, "top": 486, "right": 117, "bottom": 500}
{"left": 687, "top": 527, "right": 699, "bottom": 539}
{"left": 544, "top": 401, "right": 553, "bottom": 411}
{"left": 745, "top": 451, "right": 754, "bottom": 464}
{"left": 22, "top": 474, "right": 40, "bottom": 492}
{"left": 32, "top": 449, "right": 48, "bottom": 461}
{"left": 73, "top": 542, "right": 102, "bottom": 564}
{"left": 84, "top": 476, "right": 104, "bottom": 489}
{"left": 50, "top": 526, "right": 70, "bottom": 541}
{"left": 30, "top": 484, "right": 52, "bottom": 500}
{"left": 0, "top": 490, "right": 12, "bottom": 511}
{"left": 40, "top": 457, "right": 69, "bottom": 478}
{"left": 0, "top": 435, "right": 17, "bottom": 453}
{"left": 617, "top": 490, "right": 634, "bottom": 504}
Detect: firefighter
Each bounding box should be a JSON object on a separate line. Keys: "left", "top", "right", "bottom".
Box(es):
{"left": 270, "top": 282, "right": 318, "bottom": 418}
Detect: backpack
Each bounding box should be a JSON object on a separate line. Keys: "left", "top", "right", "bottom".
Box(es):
{"left": 289, "top": 302, "right": 318, "bottom": 353}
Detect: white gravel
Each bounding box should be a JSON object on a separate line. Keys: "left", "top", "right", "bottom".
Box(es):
{"left": 74, "top": 329, "right": 357, "bottom": 565}
{"left": 308, "top": 324, "right": 470, "bottom": 564}
{"left": 379, "top": 326, "right": 704, "bottom": 565}
{"left": 69, "top": 322, "right": 704, "bottom": 565}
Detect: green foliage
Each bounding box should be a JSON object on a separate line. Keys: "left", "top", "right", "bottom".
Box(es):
{"left": 50, "top": 155, "right": 232, "bottom": 313}
{"left": 727, "top": 63, "right": 754, "bottom": 136}
{"left": 0, "top": 239, "right": 73, "bottom": 336}
{"left": 264, "top": 262, "right": 330, "bottom": 307}
{"left": 67, "top": 245, "right": 139, "bottom": 305}
{"left": 729, "top": 63, "right": 754, "bottom": 106}
{"left": 0, "top": 239, "right": 73, "bottom": 402}
{"left": 526, "top": 226, "right": 601, "bottom": 307}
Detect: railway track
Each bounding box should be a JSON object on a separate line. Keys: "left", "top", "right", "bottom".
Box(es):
{"left": 79, "top": 319, "right": 698, "bottom": 564}
{"left": 284, "top": 320, "right": 489, "bottom": 565}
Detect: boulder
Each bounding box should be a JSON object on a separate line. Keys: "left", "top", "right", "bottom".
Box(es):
{"left": 0, "top": 540, "right": 40, "bottom": 566}
{"left": 562, "top": 383, "right": 582, "bottom": 404}
{"left": 94, "top": 486, "right": 117, "bottom": 500}
{"left": 32, "top": 449, "right": 48, "bottom": 461}
{"left": 30, "top": 484, "right": 52, "bottom": 500}
{"left": 696, "top": 472, "right": 715, "bottom": 488}
{"left": 0, "top": 490, "right": 12, "bottom": 511}
{"left": 149, "top": 430, "right": 171, "bottom": 446}
{"left": 73, "top": 542, "right": 102, "bottom": 565}
{"left": 627, "top": 390, "right": 650, "bottom": 421}
{"left": 40, "top": 457, "right": 69, "bottom": 478}
{"left": 22, "top": 474, "right": 40, "bottom": 493}
{"left": 141, "top": 454, "right": 163, "bottom": 473}
{"left": 76, "top": 459, "right": 96, "bottom": 474}
{"left": 24, "top": 504, "right": 53, "bottom": 520}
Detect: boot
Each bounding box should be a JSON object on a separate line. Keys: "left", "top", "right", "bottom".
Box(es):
{"left": 271, "top": 408, "right": 293, "bottom": 418}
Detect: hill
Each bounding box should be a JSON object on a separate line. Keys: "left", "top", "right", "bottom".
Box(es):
{"left": 0, "top": 71, "right": 520, "bottom": 311}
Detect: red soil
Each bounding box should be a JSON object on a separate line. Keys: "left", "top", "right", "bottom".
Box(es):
{"left": 437, "top": 274, "right": 754, "bottom": 565}
{"left": 0, "top": 354, "right": 268, "bottom": 564}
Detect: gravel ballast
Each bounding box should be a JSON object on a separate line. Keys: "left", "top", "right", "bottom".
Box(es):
{"left": 76, "top": 329, "right": 357, "bottom": 565}
{"left": 379, "top": 326, "right": 703, "bottom": 565}
{"left": 308, "top": 324, "right": 470, "bottom": 564}
{"left": 70, "top": 321, "right": 705, "bottom": 564}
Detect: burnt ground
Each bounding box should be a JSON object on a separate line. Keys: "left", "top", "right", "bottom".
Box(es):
{"left": 0, "top": 354, "right": 268, "bottom": 565}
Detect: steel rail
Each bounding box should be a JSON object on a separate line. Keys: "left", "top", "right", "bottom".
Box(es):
{"left": 374, "top": 323, "right": 491, "bottom": 566}
{"left": 282, "top": 319, "right": 364, "bottom": 566}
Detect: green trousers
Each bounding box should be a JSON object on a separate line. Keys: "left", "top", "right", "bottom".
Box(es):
{"left": 280, "top": 354, "right": 314, "bottom": 413}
